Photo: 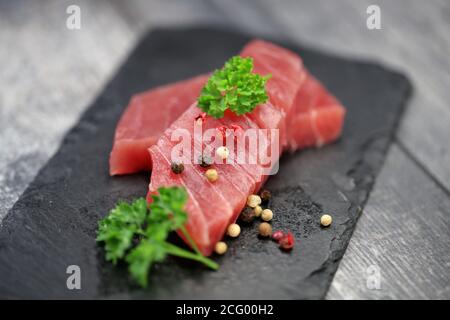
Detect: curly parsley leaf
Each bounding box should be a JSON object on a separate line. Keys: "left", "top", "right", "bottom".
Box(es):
{"left": 126, "top": 239, "right": 167, "bottom": 287}
{"left": 149, "top": 186, "right": 188, "bottom": 229}
{"left": 96, "top": 198, "right": 147, "bottom": 264}
{"left": 198, "top": 56, "right": 271, "bottom": 118}
{"left": 96, "top": 186, "right": 218, "bottom": 287}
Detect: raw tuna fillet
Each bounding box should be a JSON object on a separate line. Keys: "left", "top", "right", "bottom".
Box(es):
{"left": 240, "top": 40, "right": 305, "bottom": 114}
{"left": 109, "top": 75, "right": 208, "bottom": 175}
{"left": 109, "top": 39, "right": 346, "bottom": 254}
{"left": 287, "top": 72, "right": 346, "bottom": 150}
{"left": 109, "top": 47, "right": 344, "bottom": 176}
{"left": 148, "top": 40, "right": 303, "bottom": 255}
{"left": 148, "top": 103, "right": 283, "bottom": 255}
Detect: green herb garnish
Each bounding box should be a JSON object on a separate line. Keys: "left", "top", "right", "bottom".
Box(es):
{"left": 96, "top": 186, "right": 218, "bottom": 287}
{"left": 198, "top": 56, "right": 271, "bottom": 118}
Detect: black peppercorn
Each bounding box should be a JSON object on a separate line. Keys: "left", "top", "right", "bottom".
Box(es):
{"left": 259, "top": 189, "right": 271, "bottom": 204}
{"left": 198, "top": 154, "right": 213, "bottom": 168}
{"left": 171, "top": 162, "right": 184, "bottom": 174}
{"left": 239, "top": 207, "right": 255, "bottom": 223}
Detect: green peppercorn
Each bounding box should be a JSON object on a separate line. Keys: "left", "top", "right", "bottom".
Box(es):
{"left": 198, "top": 155, "right": 213, "bottom": 168}
{"left": 239, "top": 207, "right": 255, "bottom": 223}
{"left": 259, "top": 189, "right": 271, "bottom": 204}
{"left": 171, "top": 162, "right": 184, "bottom": 174}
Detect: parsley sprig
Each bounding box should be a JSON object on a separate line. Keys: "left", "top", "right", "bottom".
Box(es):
{"left": 198, "top": 56, "right": 271, "bottom": 118}
{"left": 96, "top": 186, "right": 218, "bottom": 287}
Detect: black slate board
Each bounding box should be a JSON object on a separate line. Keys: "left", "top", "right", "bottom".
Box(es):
{"left": 0, "top": 27, "right": 411, "bottom": 299}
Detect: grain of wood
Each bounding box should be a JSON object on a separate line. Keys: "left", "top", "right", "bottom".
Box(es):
{"left": 0, "top": 0, "right": 221, "bottom": 222}
{"left": 0, "top": 0, "right": 138, "bottom": 221}
{"left": 327, "top": 144, "right": 450, "bottom": 299}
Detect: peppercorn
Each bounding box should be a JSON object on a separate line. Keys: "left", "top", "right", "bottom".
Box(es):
{"left": 259, "top": 222, "right": 272, "bottom": 237}
{"left": 320, "top": 214, "right": 332, "bottom": 227}
{"left": 198, "top": 154, "right": 213, "bottom": 168}
{"left": 259, "top": 189, "right": 271, "bottom": 204}
{"left": 227, "top": 223, "right": 241, "bottom": 237}
{"left": 272, "top": 230, "right": 284, "bottom": 241}
{"left": 216, "top": 146, "right": 230, "bottom": 160}
{"left": 279, "top": 232, "right": 294, "bottom": 251}
{"left": 239, "top": 207, "right": 255, "bottom": 223}
{"left": 216, "top": 125, "right": 228, "bottom": 137}
{"left": 261, "top": 209, "right": 273, "bottom": 222}
{"left": 195, "top": 112, "right": 207, "bottom": 125}
{"left": 171, "top": 162, "right": 184, "bottom": 174}
{"left": 205, "top": 168, "right": 218, "bottom": 182}
{"left": 247, "top": 194, "right": 261, "bottom": 208}
{"left": 230, "top": 123, "right": 243, "bottom": 133}
{"left": 214, "top": 241, "right": 227, "bottom": 255}
{"left": 254, "top": 205, "right": 262, "bottom": 217}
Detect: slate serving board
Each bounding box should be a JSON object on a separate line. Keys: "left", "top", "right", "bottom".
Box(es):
{"left": 0, "top": 27, "right": 411, "bottom": 299}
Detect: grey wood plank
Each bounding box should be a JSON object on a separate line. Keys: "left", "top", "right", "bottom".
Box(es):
{"left": 0, "top": 0, "right": 221, "bottom": 222}
{"left": 327, "top": 143, "right": 450, "bottom": 299}
{"left": 0, "top": 0, "right": 139, "bottom": 221}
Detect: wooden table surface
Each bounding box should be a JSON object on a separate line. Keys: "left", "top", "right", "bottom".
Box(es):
{"left": 0, "top": 0, "right": 448, "bottom": 299}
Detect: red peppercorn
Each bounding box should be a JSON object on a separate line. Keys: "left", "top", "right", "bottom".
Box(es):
{"left": 230, "top": 124, "right": 243, "bottom": 133}
{"left": 279, "top": 232, "right": 294, "bottom": 251}
{"left": 195, "top": 112, "right": 207, "bottom": 124}
{"left": 216, "top": 125, "right": 228, "bottom": 137}
{"left": 272, "top": 230, "right": 284, "bottom": 241}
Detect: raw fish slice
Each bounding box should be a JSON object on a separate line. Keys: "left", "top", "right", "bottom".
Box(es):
{"left": 240, "top": 40, "right": 304, "bottom": 114}
{"left": 110, "top": 75, "right": 208, "bottom": 175}
{"left": 154, "top": 133, "right": 234, "bottom": 256}
{"left": 148, "top": 146, "right": 210, "bottom": 250}
{"left": 109, "top": 42, "right": 343, "bottom": 177}
{"left": 287, "top": 73, "right": 346, "bottom": 150}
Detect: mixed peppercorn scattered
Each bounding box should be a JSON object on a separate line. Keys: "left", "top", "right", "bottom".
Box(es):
{"left": 212, "top": 189, "right": 304, "bottom": 255}
{"left": 195, "top": 112, "right": 207, "bottom": 125}
{"left": 239, "top": 207, "right": 256, "bottom": 223}
{"left": 278, "top": 232, "right": 294, "bottom": 251}
{"left": 261, "top": 209, "right": 273, "bottom": 222}
{"left": 227, "top": 223, "right": 241, "bottom": 238}
{"left": 259, "top": 189, "right": 271, "bottom": 204}
{"left": 170, "top": 162, "right": 184, "bottom": 174}
{"left": 214, "top": 241, "right": 227, "bottom": 255}
{"left": 320, "top": 214, "right": 332, "bottom": 227}
{"left": 216, "top": 146, "right": 229, "bottom": 160}
{"left": 259, "top": 222, "right": 272, "bottom": 237}
{"left": 246, "top": 194, "right": 261, "bottom": 208}
{"left": 198, "top": 154, "right": 213, "bottom": 168}
{"left": 172, "top": 137, "right": 332, "bottom": 256}
{"left": 205, "top": 168, "right": 219, "bottom": 182}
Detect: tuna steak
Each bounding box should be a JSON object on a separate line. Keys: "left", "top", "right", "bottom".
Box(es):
{"left": 148, "top": 40, "right": 305, "bottom": 255}
{"left": 109, "top": 75, "right": 208, "bottom": 175}
{"left": 109, "top": 52, "right": 344, "bottom": 176}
